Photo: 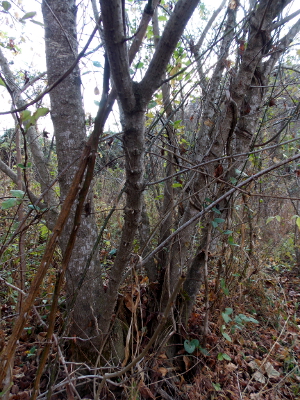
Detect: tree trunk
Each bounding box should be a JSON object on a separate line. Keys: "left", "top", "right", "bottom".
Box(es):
{"left": 42, "top": 0, "right": 104, "bottom": 355}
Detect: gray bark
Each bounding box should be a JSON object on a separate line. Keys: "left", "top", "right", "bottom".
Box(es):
{"left": 180, "top": 0, "right": 300, "bottom": 318}
{"left": 42, "top": 0, "right": 103, "bottom": 351}
{"left": 97, "top": 0, "right": 200, "bottom": 341}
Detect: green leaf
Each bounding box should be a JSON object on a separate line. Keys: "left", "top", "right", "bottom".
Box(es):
{"left": 109, "top": 249, "right": 117, "bottom": 256}
{"left": 212, "top": 206, "right": 221, "bottom": 214}
{"left": 135, "top": 61, "right": 144, "bottom": 69}
{"left": 223, "top": 230, "right": 233, "bottom": 235}
{"left": 247, "top": 316, "right": 259, "bottom": 324}
{"left": 234, "top": 315, "right": 243, "bottom": 325}
{"left": 212, "top": 383, "right": 221, "bottom": 391}
{"left": 228, "top": 236, "right": 239, "bottom": 246}
{"left": 225, "top": 307, "right": 233, "bottom": 315}
{"left": 266, "top": 216, "right": 274, "bottom": 224}
{"left": 221, "top": 331, "right": 232, "bottom": 342}
{"left": 40, "top": 224, "right": 49, "bottom": 238}
{"left": 198, "top": 346, "right": 209, "bottom": 356}
{"left": 20, "top": 11, "right": 37, "bottom": 21}
{"left": 222, "top": 312, "right": 232, "bottom": 324}
{"left": 275, "top": 215, "right": 281, "bottom": 222}
{"left": 148, "top": 100, "right": 157, "bottom": 109}
{"left": 220, "top": 278, "right": 229, "bottom": 296}
{"left": 172, "top": 182, "right": 182, "bottom": 188}
{"left": 217, "top": 352, "right": 231, "bottom": 361}
{"left": 20, "top": 110, "right": 31, "bottom": 122}
{"left": 93, "top": 61, "right": 102, "bottom": 68}
{"left": 184, "top": 339, "right": 196, "bottom": 354}
{"left": 94, "top": 100, "right": 100, "bottom": 106}
{"left": 17, "top": 162, "right": 31, "bottom": 169}
{"left": 0, "top": 77, "right": 6, "bottom": 86}
{"left": 158, "top": 15, "right": 167, "bottom": 21}
{"left": 235, "top": 168, "right": 248, "bottom": 178}
{"left": 29, "top": 345, "right": 37, "bottom": 354}
{"left": 2, "top": 1, "right": 11, "bottom": 11}
{"left": 173, "top": 119, "right": 183, "bottom": 129}
{"left": 190, "top": 339, "right": 199, "bottom": 348}
{"left": 211, "top": 220, "right": 218, "bottom": 228}
{"left": 31, "top": 19, "right": 44, "bottom": 27}
{"left": 10, "top": 190, "right": 24, "bottom": 198}
{"left": 1, "top": 198, "right": 17, "bottom": 209}
{"left": 296, "top": 216, "right": 300, "bottom": 230}
{"left": 214, "top": 218, "right": 225, "bottom": 224}
{"left": 238, "top": 314, "right": 259, "bottom": 324}
{"left": 32, "top": 107, "right": 49, "bottom": 119}
{"left": 26, "top": 107, "right": 49, "bottom": 128}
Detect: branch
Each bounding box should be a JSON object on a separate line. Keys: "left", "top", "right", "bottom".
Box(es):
{"left": 271, "top": 8, "right": 300, "bottom": 31}
{"left": 128, "top": 0, "right": 160, "bottom": 64}
{"left": 0, "top": 47, "right": 58, "bottom": 222}
{"left": 193, "top": 0, "right": 226, "bottom": 54}
{"left": 97, "top": 275, "right": 185, "bottom": 387}
{"left": 142, "top": 153, "right": 300, "bottom": 266}
{"left": 264, "top": 17, "right": 300, "bottom": 75}
{"left": 99, "top": 0, "right": 135, "bottom": 112}
{"left": 0, "top": 18, "right": 99, "bottom": 115}
{"left": 139, "top": 0, "right": 200, "bottom": 101}
{"left": 0, "top": 159, "right": 42, "bottom": 207}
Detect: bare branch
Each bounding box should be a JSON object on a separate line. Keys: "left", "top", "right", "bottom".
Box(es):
{"left": 139, "top": 0, "right": 200, "bottom": 101}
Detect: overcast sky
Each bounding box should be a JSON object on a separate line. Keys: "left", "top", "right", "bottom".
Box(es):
{"left": 0, "top": 0, "right": 299, "bottom": 136}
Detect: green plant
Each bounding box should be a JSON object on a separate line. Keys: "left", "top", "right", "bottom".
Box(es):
{"left": 221, "top": 307, "right": 259, "bottom": 341}
{"left": 184, "top": 338, "right": 209, "bottom": 355}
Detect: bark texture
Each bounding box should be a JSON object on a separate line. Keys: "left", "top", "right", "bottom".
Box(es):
{"left": 179, "top": 0, "right": 300, "bottom": 318}
{"left": 96, "top": 0, "right": 200, "bottom": 342}
{"left": 42, "top": 0, "right": 103, "bottom": 353}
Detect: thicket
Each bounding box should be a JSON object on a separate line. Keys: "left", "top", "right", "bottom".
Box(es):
{"left": 0, "top": 0, "right": 300, "bottom": 399}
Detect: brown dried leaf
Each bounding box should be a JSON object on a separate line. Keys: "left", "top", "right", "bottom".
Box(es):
{"left": 158, "top": 353, "right": 168, "bottom": 359}
{"left": 183, "top": 355, "right": 192, "bottom": 371}
{"left": 204, "top": 119, "right": 214, "bottom": 127}
{"left": 252, "top": 370, "right": 266, "bottom": 383}
{"left": 138, "top": 381, "right": 155, "bottom": 399}
{"left": 158, "top": 367, "right": 168, "bottom": 377}
{"left": 226, "top": 362, "right": 238, "bottom": 372}
{"left": 263, "top": 362, "right": 280, "bottom": 378}
{"left": 124, "top": 293, "right": 134, "bottom": 312}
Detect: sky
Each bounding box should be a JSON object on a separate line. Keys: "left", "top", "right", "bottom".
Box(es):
{"left": 0, "top": 0, "right": 299, "bottom": 137}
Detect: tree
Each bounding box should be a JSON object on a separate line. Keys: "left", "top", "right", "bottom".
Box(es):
{"left": 0, "top": 0, "right": 300, "bottom": 395}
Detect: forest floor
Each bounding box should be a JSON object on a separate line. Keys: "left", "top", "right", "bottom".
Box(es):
{"left": 184, "top": 266, "right": 300, "bottom": 400}
{"left": 1, "top": 264, "right": 299, "bottom": 400}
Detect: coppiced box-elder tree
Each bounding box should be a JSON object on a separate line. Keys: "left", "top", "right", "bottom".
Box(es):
{"left": 0, "top": 0, "right": 300, "bottom": 395}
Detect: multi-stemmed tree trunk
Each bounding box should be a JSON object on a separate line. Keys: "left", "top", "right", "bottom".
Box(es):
{"left": 1, "top": 1, "right": 300, "bottom": 386}
{"left": 96, "top": 0, "right": 200, "bottom": 346}
{"left": 2, "top": 0, "right": 200, "bottom": 360}
{"left": 165, "top": 0, "right": 300, "bottom": 318}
